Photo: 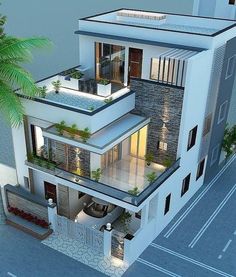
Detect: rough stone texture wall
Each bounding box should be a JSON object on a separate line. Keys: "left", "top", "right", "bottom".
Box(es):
{"left": 48, "top": 139, "right": 90, "bottom": 178}
{"left": 131, "top": 78, "right": 184, "bottom": 165}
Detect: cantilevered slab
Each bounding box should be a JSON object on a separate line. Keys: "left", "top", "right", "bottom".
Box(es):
{"left": 43, "top": 113, "right": 150, "bottom": 154}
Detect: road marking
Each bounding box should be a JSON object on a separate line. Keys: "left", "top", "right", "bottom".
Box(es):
{"left": 218, "top": 255, "right": 222, "bottom": 259}
{"left": 223, "top": 240, "right": 232, "bottom": 253}
{"left": 188, "top": 184, "right": 236, "bottom": 248}
{"left": 7, "top": 273, "right": 17, "bottom": 277}
{"left": 137, "top": 258, "right": 181, "bottom": 277}
{"left": 151, "top": 243, "right": 235, "bottom": 277}
{"left": 164, "top": 154, "right": 236, "bottom": 238}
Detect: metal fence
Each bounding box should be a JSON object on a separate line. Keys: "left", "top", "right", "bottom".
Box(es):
{"left": 55, "top": 215, "right": 104, "bottom": 253}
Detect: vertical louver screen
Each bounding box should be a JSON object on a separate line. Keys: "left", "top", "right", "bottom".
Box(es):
{"left": 150, "top": 49, "right": 197, "bottom": 87}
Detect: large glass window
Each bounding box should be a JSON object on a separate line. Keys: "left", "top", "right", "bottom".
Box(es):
{"left": 130, "top": 126, "right": 148, "bottom": 158}
{"left": 95, "top": 42, "right": 125, "bottom": 83}
{"left": 31, "top": 125, "right": 44, "bottom": 156}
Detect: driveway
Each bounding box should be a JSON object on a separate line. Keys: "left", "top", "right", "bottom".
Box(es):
{"left": 124, "top": 155, "right": 236, "bottom": 277}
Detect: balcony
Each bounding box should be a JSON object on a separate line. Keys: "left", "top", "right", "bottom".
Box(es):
{"left": 100, "top": 155, "right": 166, "bottom": 193}
{"left": 55, "top": 158, "right": 181, "bottom": 207}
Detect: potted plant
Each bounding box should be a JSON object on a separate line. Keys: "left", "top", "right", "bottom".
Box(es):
{"left": 38, "top": 86, "right": 47, "bottom": 98}
{"left": 52, "top": 80, "right": 61, "bottom": 94}
{"left": 97, "top": 78, "right": 111, "bottom": 97}
{"left": 163, "top": 158, "right": 174, "bottom": 168}
{"left": 80, "top": 127, "right": 91, "bottom": 143}
{"left": 91, "top": 168, "right": 102, "bottom": 182}
{"left": 104, "top": 97, "right": 113, "bottom": 104}
{"left": 128, "top": 186, "right": 140, "bottom": 196}
{"left": 55, "top": 120, "right": 66, "bottom": 135}
{"left": 146, "top": 171, "right": 157, "bottom": 184}
{"left": 70, "top": 124, "right": 78, "bottom": 139}
{"left": 120, "top": 211, "right": 132, "bottom": 233}
{"left": 145, "top": 152, "right": 154, "bottom": 166}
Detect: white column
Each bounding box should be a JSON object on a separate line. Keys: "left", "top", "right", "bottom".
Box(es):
{"left": 47, "top": 199, "right": 57, "bottom": 231}
{"left": 104, "top": 226, "right": 112, "bottom": 257}
{"left": 123, "top": 234, "right": 135, "bottom": 265}
{"left": 141, "top": 203, "right": 149, "bottom": 228}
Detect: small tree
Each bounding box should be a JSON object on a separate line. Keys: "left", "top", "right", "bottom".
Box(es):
{"left": 55, "top": 120, "right": 66, "bottom": 135}
{"left": 146, "top": 171, "right": 157, "bottom": 184}
{"left": 128, "top": 186, "right": 140, "bottom": 196}
{"left": 145, "top": 152, "right": 154, "bottom": 166}
{"left": 120, "top": 211, "right": 132, "bottom": 233}
{"left": 92, "top": 168, "right": 102, "bottom": 182}
{"left": 38, "top": 86, "right": 47, "bottom": 98}
{"left": 222, "top": 125, "right": 236, "bottom": 158}
{"left": 70, "top": 124, "right": 78, "bottom": 139}
{"left": 52, "top": 80, "right": 61, "bottom": 93}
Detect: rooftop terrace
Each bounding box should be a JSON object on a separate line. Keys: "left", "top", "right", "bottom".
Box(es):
{"left": 83, "top": 8, "right": 236, "bottom": 36}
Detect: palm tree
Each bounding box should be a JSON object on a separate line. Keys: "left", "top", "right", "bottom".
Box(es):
{"left": 0, "top": 13, "right": 52, "bottom": 127}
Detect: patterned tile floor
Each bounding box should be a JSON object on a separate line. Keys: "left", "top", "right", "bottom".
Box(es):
{"left": 42, "top": 232, "right": 129, "bottom": 277}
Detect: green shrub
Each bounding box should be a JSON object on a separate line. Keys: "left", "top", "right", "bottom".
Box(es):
{"left": 146, "top": 171, "right": 157, "bottom": 183}
{"left": 91, "top": 168, "right": 102, "bottom": 182}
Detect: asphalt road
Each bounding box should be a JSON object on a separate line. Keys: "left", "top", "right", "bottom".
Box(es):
{"left": 0, "top": 225, "right": 104, "bottom": 277}
{"left": 124, "top": 155, "right": 236, "bottom": 277}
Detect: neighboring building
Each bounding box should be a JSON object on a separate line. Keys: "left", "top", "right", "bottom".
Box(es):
{"left": 193, "top": 0, "right": 236, "bottom": 19}
{"left": 6, "top": 9, "right": 236, "bottom": 264}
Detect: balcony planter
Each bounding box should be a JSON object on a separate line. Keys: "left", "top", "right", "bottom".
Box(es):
{"left": 97, "top": 79, "right": 111, "bottom": 97}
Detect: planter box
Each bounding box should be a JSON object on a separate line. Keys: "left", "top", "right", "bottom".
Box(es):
{"left": 97, "top": 83, "right": 112, "bottom": 97}
{"left": 59, "top": 75, "right": 84, "bottom": 91}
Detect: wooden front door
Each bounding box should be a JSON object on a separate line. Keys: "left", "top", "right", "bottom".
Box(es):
{"left": 128, "top": 48, "right": 143, "bottom": 84}
{"left": 44, "top": 182, "right": 57, "bottom": 204}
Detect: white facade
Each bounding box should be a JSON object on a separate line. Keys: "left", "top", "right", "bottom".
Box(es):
{"left": 10, "top": 9, "right": 236, "bottom": 265}
{"left": 193, "top": 0, "right": 236, "bottom": 20}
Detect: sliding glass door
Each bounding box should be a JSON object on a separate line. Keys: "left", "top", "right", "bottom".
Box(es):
{"left": 130, "top": 126, "right": 148, "bottom": 158}
{"left": 95, "top": 42, "right": 125, "bottom": 83}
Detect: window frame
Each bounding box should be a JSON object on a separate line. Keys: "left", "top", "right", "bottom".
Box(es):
{"left": 225, "top": 55, "right": 236, "bottom": 80}
{"left": 217, "top": 101, "right": 228, "bottom": 124}
{"left": 203, "top": 113, "right": 212, "bottom": 137}
{"left": 210, "top": 144, "right": 220, "bottom": 166}
{"left": 181, "top": 174, "right": 191, "bottom": 197}
{"left": 164, "top": 193, "right": 171, "bottom": 215}
{"left": 157, "top": 141, "right": 168, "bottom": 151}
{"left": 187, "top": 126, "right": 198, "bottom": 151}
{"left": 196, "top": 158, "right": 206, "bottom": 180}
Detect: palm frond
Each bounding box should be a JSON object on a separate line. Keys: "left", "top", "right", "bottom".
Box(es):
{"left": 0, "top": 63, "right": 40, "bottom": 97}
{"left": 0, "top": 37, "right": 52, "bottom": 61}
{"left": 0, "top": 81, "right": 24, "bottom": 127}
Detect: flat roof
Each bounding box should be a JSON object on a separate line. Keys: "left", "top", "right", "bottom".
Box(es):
{"left": 81, "top": 8, "right": 236, "bottom": 37}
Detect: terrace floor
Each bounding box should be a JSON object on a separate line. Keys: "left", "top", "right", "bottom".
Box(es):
{"left": 44, "top": 85, "right": 129, "bottom": 112}
{"left": 100, "top": 155, "right": 166, "bottom": 194}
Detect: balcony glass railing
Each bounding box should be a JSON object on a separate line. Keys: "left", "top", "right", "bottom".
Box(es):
{"left": 55, "top": 159, "right": 181, "bottom": 207}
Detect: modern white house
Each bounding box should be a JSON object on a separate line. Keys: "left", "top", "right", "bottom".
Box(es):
{"left": 193, "top": 0, "right": 236, "bottom": 19}
{"left": 4, "top": 9, "right": 236, "bottom": 265}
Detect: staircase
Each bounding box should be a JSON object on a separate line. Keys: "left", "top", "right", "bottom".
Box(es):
{"left": 0, "top": 189, "right": 6, "bottom": 224}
